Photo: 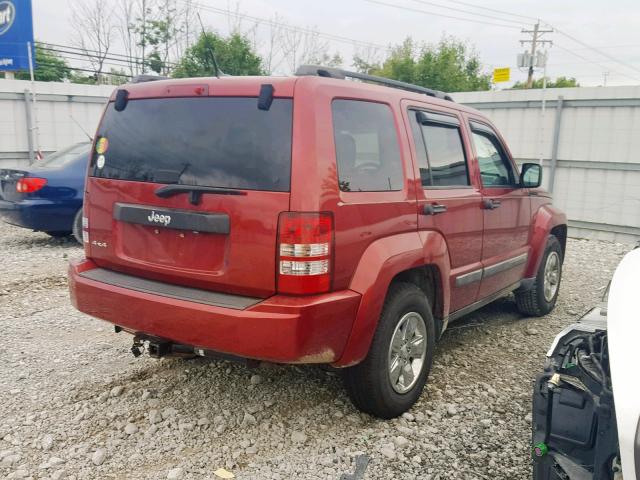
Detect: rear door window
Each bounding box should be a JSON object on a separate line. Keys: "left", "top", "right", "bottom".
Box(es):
{"left": 409, "top": 110, "right": 469, "bottom": 187}
{"left": 332, "top": 100, "right": 403, "bottom": 192}
{"left": 91, "top": 97, "right": 293, "bottom": 192}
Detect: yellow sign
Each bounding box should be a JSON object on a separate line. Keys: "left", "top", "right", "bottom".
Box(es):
{"left": 492, "top": 67, "right": 511, "bottom": 83}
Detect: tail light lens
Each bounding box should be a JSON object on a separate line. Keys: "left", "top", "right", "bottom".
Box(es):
{"left": 277, "top": 212, "right": 333, "bottom": 295}
{"left": 16, "top": 177, "right": 47, "bottom": 193}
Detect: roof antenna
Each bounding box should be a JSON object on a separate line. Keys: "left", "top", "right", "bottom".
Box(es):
{"left": 69, "top": 114, "right": 93, "bottom": 141}
{"left": 196, "top": 12, "right": 222, "bottom": 78}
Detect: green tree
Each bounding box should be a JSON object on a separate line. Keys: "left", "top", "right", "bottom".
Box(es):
{"left": 16, "top": 44, "right": 70, "bottom": 82}
{"left": 512, "top": 76, "right": 580, "bottom": 89}
{"left": 69, "top": 68, "right": 129, "bottom": 86}
{"left": 172, "top": 31, "right": 263, "bottom": 78}
{"left": 358, "top": 37, "right": 491, "bottom": 92}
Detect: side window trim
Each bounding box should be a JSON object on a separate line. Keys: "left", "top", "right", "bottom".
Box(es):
{"left": 416, "top": 110, "right": 461, "bottom": 127}
{"left": 469, "top": 120, "right": 520, "bottom": 188}
{"left": 411, "top": 108, "right": 473, "bottom": 190}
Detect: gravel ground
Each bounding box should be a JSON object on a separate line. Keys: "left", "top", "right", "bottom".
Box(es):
{"left": 0, "top": 223, "right": 630, "bottom": 480}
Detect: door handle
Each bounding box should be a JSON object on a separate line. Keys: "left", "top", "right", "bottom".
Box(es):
{"left": 423, "top": 203, "right": 447, "bottom": 215}
{"left": 482, "top": 199, "right": 502, "bottom": 210}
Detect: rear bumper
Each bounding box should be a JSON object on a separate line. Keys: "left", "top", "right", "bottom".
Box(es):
{"left": 0, "top": 198, "right": 77, "bottom": 232}
{"left": 69, "top": 259, "right": 361, "bottom": 364}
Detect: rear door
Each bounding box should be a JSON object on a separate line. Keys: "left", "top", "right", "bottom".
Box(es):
{"left": 85, "top": 95, "right": 294, "bottom": 298}
{"left": 403, "top": 103, "right": 484, "bottom": 312}
{"left": 467, "top": 119, "right": 530, "bottom": 298}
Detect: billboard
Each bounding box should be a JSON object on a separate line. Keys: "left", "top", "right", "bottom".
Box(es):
{"left": 0, "top": 0, "right": 35, "bottom": 71}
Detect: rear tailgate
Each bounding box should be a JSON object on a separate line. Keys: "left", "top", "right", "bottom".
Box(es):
{"left": 85, "top": 92, "right": 293, "bottom": 299}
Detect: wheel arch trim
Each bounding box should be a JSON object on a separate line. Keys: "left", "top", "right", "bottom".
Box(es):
{"left": 333, "top": 230, "right": 450, "bottom": 367}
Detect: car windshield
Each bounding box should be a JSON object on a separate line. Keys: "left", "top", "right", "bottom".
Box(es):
{"left": 41, "top": 143, "right": 90, "bottom": 168}
{"left": 90, "top": 97, "right": 294, "bottom": 192}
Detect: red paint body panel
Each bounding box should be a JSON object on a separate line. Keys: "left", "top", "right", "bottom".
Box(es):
{"left": 400, "top": 101, "right": 484, "bottom": 312}
{"left": 335, "top": 231, "right": 449, "bottom": 367}
{"left": 86, "top": 177, "right": 288, "bottom": 298}
{"left": 69, "top": 74, "right": 567, "bottom": 367}
{"left": 525, "top": 199, "right": 568, "bottom": 277}
{"left": 69, "top": 258, "right": 360, "bottom": 363}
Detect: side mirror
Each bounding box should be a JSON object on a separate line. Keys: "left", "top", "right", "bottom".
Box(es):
{"left": 520, "top": 163, "right": 542, "bottom": 188}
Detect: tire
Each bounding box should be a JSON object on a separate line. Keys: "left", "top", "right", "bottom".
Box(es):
{"left": 342, "top": 282, "right": 435, "bottom": 419}
{"left": 516, "top": 235, "right": 563, "bottom": 316}
{"left": 72, "top": 208, "right": 83, "bottom": 245}
{"left": 45, "top": 231, "right": 71, "bottom": 238}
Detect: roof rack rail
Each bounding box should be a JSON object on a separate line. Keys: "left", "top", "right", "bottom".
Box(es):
{"left": 295, "top": 65, "right": 454, "bottom": 102}
{"left": 130, "top": 74, "right": 170, "bottom": 84}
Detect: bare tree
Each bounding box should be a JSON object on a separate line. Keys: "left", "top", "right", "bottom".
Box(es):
{"left": 116, "top": 0, "right": 140, "bottom": 76}
{"left": 260, "top": 14, "right": 285, "bottom": 74}
{"left": 71, "top": 0, "right": 117, "bottom": 78}
{"left": 281, "top": 25, "right": 331, "bottom": 73}
{"left": 352, "top": 46, "right": 383, "bottom": 73}
{"left": 172, "top": 0, "right": 197, "bottom": 61}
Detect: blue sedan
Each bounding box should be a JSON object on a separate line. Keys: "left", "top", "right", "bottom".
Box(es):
{"left": 0, "top": 142, "right": 90, "bottom": 243}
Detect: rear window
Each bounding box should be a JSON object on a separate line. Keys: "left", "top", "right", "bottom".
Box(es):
{"left": 90, "top": 97, "right": 293, "bottom": 192}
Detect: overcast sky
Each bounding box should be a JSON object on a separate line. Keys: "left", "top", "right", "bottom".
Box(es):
{"left": 32, "top": 0, "right": 640, "bottom": 87}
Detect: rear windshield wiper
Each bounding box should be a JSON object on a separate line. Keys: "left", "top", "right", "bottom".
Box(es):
{"left": 155, "top": 184, "right": 246, "bottom": 205}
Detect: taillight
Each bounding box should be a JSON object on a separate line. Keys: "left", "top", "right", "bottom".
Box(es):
{"left": 16, "top": 177, "right": 47, "bottom": 193}
{"left": 277, "top": 212, "right": 333, "bottom": 295}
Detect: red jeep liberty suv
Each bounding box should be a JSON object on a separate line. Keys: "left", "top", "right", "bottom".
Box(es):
{"left": 69, "top": 66, "right": 567, "bottom": 418}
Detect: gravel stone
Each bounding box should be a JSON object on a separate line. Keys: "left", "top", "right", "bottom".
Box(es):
{"left": 290, "top": 431, "right": 307, "bottom": 444}
{"left": 242, "top": 413, "right": 257, "bottom": 426}
{"left": 110, "top": 386, "right": 124, "bottom": 397}
{"left": 91, "top": 448, "right": 106, "bottom": 466}
{"left": 166, "top": 467, "right": 183, "bottom": 479}
{"left": 41, "top": 434, "right": 54, "bottom": 451}
{"left": 124, "top": 423, "right": 138, "bottom": 435}
{"left": 379, "top": 444, "right": 396, "bottom": 460}
{"left": 0, "top": 224, "right": 628, "bottom": 479}
{"left": 148, "top": 410, "right": 162, "bottom": 424}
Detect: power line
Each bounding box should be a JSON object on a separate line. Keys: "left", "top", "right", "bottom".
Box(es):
{"left": 363, "top": 0, "right": 522, "bottom": 29}
{"left": 553, "top": 43, "right": 640, "bottom": 82}
{"left": 551, "top": 27, "right": 640, "bottom": 75}
{"left": 183, "top": 0, "right": 389, "bottom": 51}
{"left": 436, "top": 0, "right": 538, "bottom": 22}
{"left": 35, "top": 62, "right": 132, "bottom": 78}
{"left": 40, "top": 46, "right": 178, "bottom": 70}
{"left": 39, "top": 46, "right": 147, "bottom": 67}
{"left": 406, "top": 0, "right": 525, "bottom": 26}
{"left": 369, "top": 1, "right": 640, "bottom": 83}
{"left": 36, "top": 42, "right": 179, "bottom": 68}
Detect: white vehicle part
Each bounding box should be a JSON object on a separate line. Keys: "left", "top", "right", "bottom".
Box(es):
{"left": 607, "top": 247, "right": 640, "bottom": 480}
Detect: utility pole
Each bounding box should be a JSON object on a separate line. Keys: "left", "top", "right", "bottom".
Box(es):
{"left": 520, "top": 21, "right": 553, "bottom": 88}
{"left": 603, "top": 71, "right": 610, "bottom": 86}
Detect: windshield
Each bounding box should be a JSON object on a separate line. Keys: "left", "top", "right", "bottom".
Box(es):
{"left": 42, "top": 143, "right": 90, "bottom": 168}
{"left": 90, "top": 97, "right": 293, "bottom": 192}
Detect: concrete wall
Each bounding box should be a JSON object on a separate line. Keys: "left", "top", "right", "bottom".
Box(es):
{"left": 0, "top": 79, "right": 113, "bottom": 168}
{"left": 453, "top": 86, "right": 640, "bottom": 244}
